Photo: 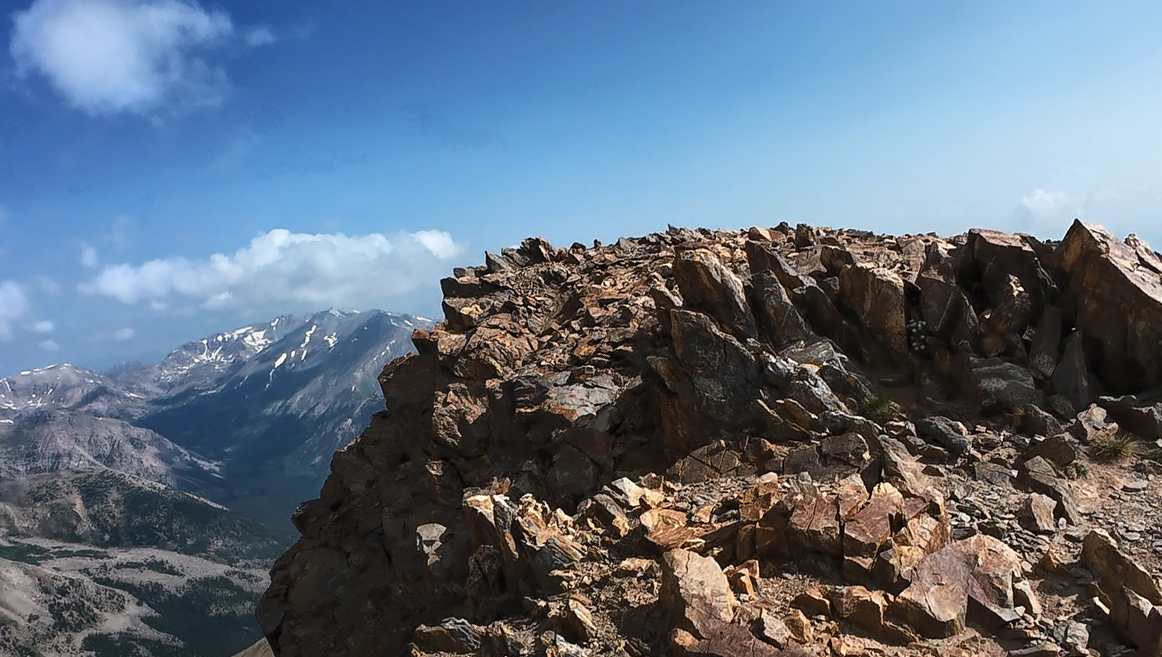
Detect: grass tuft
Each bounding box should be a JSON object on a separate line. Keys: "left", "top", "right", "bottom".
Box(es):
{"left": 863, "top": 393, "right": 898, "bottom": 425}
{"left": 1091, "top": 429, "right": 1137, "bottom": 463}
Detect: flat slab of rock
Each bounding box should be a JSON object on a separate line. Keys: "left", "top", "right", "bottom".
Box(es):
{"left": 888, "top": 534, "right": 1026, "bottom": 638}
{"left": 661, "top": 549, "right": 738, "bottom": 639}
{"left": 672, "top": 623, "right": 812, "bottom": 657}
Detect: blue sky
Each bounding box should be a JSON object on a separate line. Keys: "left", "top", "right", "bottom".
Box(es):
{"left": 2, "top": 1, "right": 1162, "bottom": 373}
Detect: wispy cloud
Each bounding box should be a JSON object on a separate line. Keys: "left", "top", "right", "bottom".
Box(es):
{"left": 38, "top": 339, "right": 60, "bottom": 351}
{"left": 113, "top": 327, "right": 135, "bottom": 340}
{"left": 80, "top": 243, "right": 98, "bottom": 267}
{"left": 1020, "top": 189, "right": 1073, "bottom": 218}
{"left": 30, "top": 320, "right": 54, "bottom": 333}
{"left": 1013, "top": 188, "right": 1084, "bottom": 235}
{"left": 81, "top": 228, "right": 466, "bottom": 311}
{"left": 0, "top": 281, "right": 29, "bottom": 340}
{"left": 244, "top": 25, "right": 274, "bottom": 47}
{"left": 10, "top": 0, "right": 234, "bottom": 116}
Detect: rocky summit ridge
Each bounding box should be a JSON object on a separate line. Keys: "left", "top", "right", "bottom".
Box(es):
{"left": 259, "top": 220, "right": 1162, "bottom": 657}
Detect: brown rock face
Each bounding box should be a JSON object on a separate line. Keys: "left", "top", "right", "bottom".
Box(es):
{"left": 887, "top": 535, "right": 1026, "bottom": 638}
{"left": 1059, "top": 220, "right": 1162, "bottom": 393}
{"left": 837, "top": 262, "right": 908, "bottom": 356}
{"left": 673, "top": 248, "right": 758, "bottom": 340}
{"left": 1080, "top": 530, "right": 1162, "bottom": 656}
{"left": 258, "top": 222, "right": 1162, "bottom": 657}
{"left": 660, "top": 549, "right": 738, "bottom": 638}
{"left": 1017, "top": 493, "right": 1057, "bottom": 534}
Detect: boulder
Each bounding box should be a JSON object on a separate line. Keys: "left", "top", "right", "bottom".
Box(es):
{"left": 793, "top": 586, "right": 832, "bottom": 617}
{"left": 606, "top": 477, "right": 664, "bottom": 509}
{"left": 414, "top": 618, "right": 484, "bottom": 654}
{"left": 1057, "top": 221, "right": 1162, "bottom": 393}
{"left": 660, "top": 549, "right": 738, "bottom": 639}
{"left": 1017, "top": 494, "right": 1057, "bottom": 534}
{"left": 1017, "top": 405, "right": 1064, "bottom": 439}
{"left": 964, "top": 229, "right": 1056, "bottom": 312}
{"left": 1123, "top": 590, "right": 1162, "bottom": 657}
{"left": 833, "top": 585, "right": 891, "bottom": 634}
{"left": 888, "top": 535, "right": 1026, "bottom": 638}
{"left": 787, "top": 489, "right": 842, "bottom": 556}
{"left": 746, "top": 241, "right": 811, "bottom": 292}
{"left": 1081, "top": 530, "right": 1162, "bottom": 606}
{"left": 844, "top": 482, "right": 905, "bottom": 560}
{"left": 561, "top": 598, "right": 599, "bottom": 644}
{"left": 1016, "top": 456, "right": 1081, "bottom": 525}
{"left": 915, "top": 416, "right": 972, "bottom": 456}
{"left": 985, "top": 275, "right": 1035, "bottom": 336}
{"left": 1071, "top": 404, "right": 1116, "bottom": 444}
{"left": 783, "top": 610, "right": 813, "bottom": 644}
{"left": 673, "top": 249, "right": 758, "bottom": 340}
{"left": 753, "top": 272, "right": 813, "bottom": 347}
{"left": 1096, "top": 396, "right": 1162, "bottom": 441}
{"left": 484, "top": 251, "right": 515, "bottom": 273}
{"left": 756, "top": 610, "right": 792, "bottom": 648}
{"left": 669, "top": 441, "right": 753, "bottom": 484}
{"left": 916, "top": 243, "right": 978, "bottom": 346}
{"left": 576, "top": 494, "right": 630, "bottom": 538}
{"left": 878, "top": 436, "right": 933, "bottom": 496}
{"left": 1017, "top": 434, "right": 1079, "bottom": 470}
{"left": 838, "top": 263, "right": 909, "bottom": 355}
{"left": 970, "top": 358, "right": 1037, "bottom": 410}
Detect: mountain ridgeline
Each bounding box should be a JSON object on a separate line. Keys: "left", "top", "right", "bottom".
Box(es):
{"left": 0, "top": 308, "right": 427, "bottom": 657}
{"left": 260, "top": 222, "right": 1162, "bottom": 657}
{"left": 1, "top": 308, "right": 427, "bottom": 527}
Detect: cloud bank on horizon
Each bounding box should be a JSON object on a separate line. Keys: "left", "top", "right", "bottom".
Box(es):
{"left": 81, "top": 228, "right": 465, "bottom": 312}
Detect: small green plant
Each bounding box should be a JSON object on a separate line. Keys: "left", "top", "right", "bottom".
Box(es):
{"left": 863, "top": 393, "right": 897, "bottom": 425}
{"left": 1065, "top": 462, "right": 1090, "bottom": 479}
{"left": 1091, "top": 429, "right": 1137, "bottom": 463}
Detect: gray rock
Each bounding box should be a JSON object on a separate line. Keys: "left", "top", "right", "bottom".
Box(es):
{"left": 1053, "top": 332, "right": 1094, "bottom": 412}
{"left": 916, "top": 416, "right": 972, "bottom": 456}
{"left": 971, "top": 357, "right": 1037, "bottom": 410}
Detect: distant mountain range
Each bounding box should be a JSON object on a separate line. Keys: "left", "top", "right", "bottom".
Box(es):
{"left": 0, "top": 308, "right": 427, "bottom": 657}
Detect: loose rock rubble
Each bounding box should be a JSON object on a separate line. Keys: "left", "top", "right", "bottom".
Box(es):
{"left": 259, "top": 221, "right": 1162, "bottom": 657}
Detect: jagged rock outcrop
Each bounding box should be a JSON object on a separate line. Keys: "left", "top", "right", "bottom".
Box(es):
{"left": 260, "top": 221, "right": 1162, "bottom": 657}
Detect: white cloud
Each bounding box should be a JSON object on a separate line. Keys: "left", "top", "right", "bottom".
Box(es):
{"left": 113, "top": 327, "right": 135, "bottom": 340}
{"left": 0, "top": 281, "right": 29, "bottom": 341}
{"left": 30, "top": 320, "right": 54, "bottom": 333}
{"left": 10, "top": 0, "right": 233, "bottom": 116}
{"left": 1020, "top": 189, "right": 1073, "bottom": 218}
{"left": 81, "top": 228, "right": 467, "bottom": 311}
{"left": 38, "top": 339, "right": 60, "bottom": 351}
{"left": 80, "top": 243, "right": 98, "bottom": 267}
{"left": 244, "top": 25, "right": 274, "bottom": 47}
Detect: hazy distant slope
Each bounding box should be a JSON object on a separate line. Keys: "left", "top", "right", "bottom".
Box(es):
{"left": 0, "top": 538, "right": 270, "bottom": 657}
{"left": 0, "top": 470, "right": 285, "bottom": 563}
{"left": 137, "top": 309, "right": 424, "bottom": 525}
{"left": 0, "top": 411, "right": 220, "bottom": 489}
{"left": 0, "top": 309, "right": 427, "bottom": 657}
{"left": 0, "top": 308, "right": 428, "bottom": 528}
